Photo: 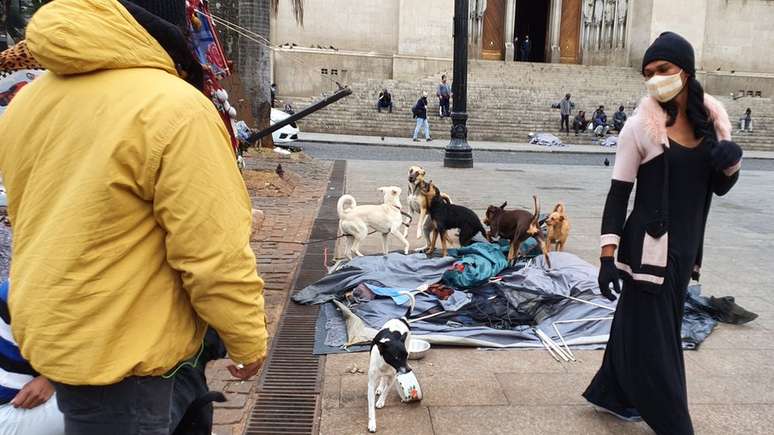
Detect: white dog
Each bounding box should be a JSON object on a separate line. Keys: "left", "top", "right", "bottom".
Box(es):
{"left": 337, "top": 186, "right": 411, "bottom": 259}
{"left": 367, "top": 293, "right": 415, "bottom": 433}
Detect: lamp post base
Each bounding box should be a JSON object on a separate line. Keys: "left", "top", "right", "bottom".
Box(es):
{"left": 444, "top": 140, "right": 474, "bottom": 168}
{"left": 444, "top": 111, "right": 473, "bottom": 168}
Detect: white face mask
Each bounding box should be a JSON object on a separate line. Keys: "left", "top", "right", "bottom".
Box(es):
{"left": 645, "top": 70, "right": 685, "bottom": 102}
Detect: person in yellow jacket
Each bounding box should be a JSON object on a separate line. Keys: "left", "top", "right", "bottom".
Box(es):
{"left": 0, "top": 0, "right": 267, "bottom": 433}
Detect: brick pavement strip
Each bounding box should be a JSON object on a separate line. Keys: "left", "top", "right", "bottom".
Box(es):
{"left": 205, "top": 153, "right": 333, "bottom": 435}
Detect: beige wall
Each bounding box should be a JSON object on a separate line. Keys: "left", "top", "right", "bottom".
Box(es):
{"left": 648, "top": 0, "right": 707, "bottom": 67}
{"left": 703, "top": 0, "right": 774, "bottom": 74}
{"left": 627, "top": 0, "right": 654, "bottom": 71}
{"left": 397, "top": 0, "right": 454, "bottom": 58}
{"left": 273, "top": 50, "right": 393, "bottom": 97}
{"left": 274, "top": 0, "right": 400, "bottom": 53}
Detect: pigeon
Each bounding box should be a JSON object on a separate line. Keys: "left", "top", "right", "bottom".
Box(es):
{"left": 276, "top": 163, "right": 285, "bottom": 178}
{"left": 716, "top": 67, "right": 721, "bottom": 71}
{"left": 604, "top": 158, "right": 610, "bottom": 167}
{"left": 730, "top": 70, "right": 735, "bottom": 74}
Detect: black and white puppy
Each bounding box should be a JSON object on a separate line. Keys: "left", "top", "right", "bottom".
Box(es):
{"left": 367, "top": 292, "right": 415, "bottom": 433}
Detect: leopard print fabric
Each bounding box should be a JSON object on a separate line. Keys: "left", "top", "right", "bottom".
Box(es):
{"left": 0, "top": 40, "right": 42, "bottom": 74}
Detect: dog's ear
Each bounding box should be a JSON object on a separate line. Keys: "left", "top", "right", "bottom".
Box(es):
{"left": 377, "top": 187, "right": 386, "bottom": 194}
{"left": 500, "top": 202, "right": 507, "bottom": 209}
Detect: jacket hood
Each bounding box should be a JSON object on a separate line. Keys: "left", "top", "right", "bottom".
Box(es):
{"left": 25, "top": 0, "right": 176, "bottom": 76}
{"left": 635, "top": 94, "right": 732, "bottom": 146}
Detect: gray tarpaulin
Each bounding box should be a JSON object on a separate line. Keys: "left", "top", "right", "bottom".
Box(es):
{"left": 307, "top": 252, "right": 735, "bottom": 354}
{"left": 292, "top": 253, "right": 456, "bottom": 305}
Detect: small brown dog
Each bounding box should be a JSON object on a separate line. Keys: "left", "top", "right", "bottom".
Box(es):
{"left": 484, "top": 196, "right": 551, "bottom": 268}
{"left": 545, "top": 203, "right": 570, "bottom": 252}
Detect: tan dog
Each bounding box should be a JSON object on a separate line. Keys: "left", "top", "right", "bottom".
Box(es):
{"left": 545, "top": 203, "right": 570, "bottom": 252}
{"left": 405, "top": 166, "right": 452, "bottom": 250}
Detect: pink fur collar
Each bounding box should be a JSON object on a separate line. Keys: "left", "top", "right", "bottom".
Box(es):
{"left": 634, "top": 94, "right": 732, "bottom": 146}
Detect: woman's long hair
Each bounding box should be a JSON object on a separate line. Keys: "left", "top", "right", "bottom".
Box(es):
{"left": 660, "top": 76, "right": 716, "bottom": 143}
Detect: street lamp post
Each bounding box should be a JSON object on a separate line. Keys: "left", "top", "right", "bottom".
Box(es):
{"left": 444, "top": 0, "right": 474, "bottom": 168}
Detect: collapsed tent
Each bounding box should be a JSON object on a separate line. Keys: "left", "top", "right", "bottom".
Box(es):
{"left": 295, "top": 247, "right": 757, "bottom": 355}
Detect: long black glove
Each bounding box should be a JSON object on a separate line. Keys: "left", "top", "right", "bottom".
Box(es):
{"left": 598, "top": 256, "right": 621, "bottom": 301}
{"left": 710, "top": 140, "right": 743, "bottom": 172}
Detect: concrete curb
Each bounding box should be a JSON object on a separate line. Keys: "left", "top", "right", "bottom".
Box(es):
{"left": 297, "top": 134, "right": 774, "bottom": 159}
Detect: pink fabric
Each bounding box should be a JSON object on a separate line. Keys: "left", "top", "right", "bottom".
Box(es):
{"left": 611, "top": 94, "right": 733, "bottom": 184}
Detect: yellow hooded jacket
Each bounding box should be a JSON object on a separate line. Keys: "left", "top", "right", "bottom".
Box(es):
{"left": 0, "top": 0, "right": 267, "bottom": 385}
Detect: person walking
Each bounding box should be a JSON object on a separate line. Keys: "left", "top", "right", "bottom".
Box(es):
{"left": 412, "top": 92, "right": 431, "bottom": 142}
{"left": 584, "top": 32, "right": 743, "bottom": 435}
{"left": 558, "top": 93, "right": 574, "bottom": 133}
{"left": 437, "top": 74, "right": 452, "bottom": 117}
{"left": 0, "top": 1, "right": 268, "bottom": 433}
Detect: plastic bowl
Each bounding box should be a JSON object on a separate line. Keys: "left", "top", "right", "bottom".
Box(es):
{"left": 408, "top": 339, "right": 431, "bottom": 360}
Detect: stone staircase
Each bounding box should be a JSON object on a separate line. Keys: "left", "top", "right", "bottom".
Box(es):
{"left": 283, "top": 60, "right": 774, "bottom": 151}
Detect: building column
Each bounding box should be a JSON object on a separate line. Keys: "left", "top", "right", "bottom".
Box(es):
{"left": 504, "top": 0, "right": 516, "bottom": 61}
{"left": 548, "top": 0, "right": 563, "bottom": 63}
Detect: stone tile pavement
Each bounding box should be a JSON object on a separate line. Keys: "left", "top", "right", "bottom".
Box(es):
{"left": 319, "top": 159, "right": 774, "bottom": 434}
{"left": 207, "top": 153, "right": 333, "bottom": 435}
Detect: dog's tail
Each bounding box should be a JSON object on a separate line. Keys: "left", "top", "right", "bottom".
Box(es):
{"left": 531, "top": 195, "right": 540, "bottom": 224}
{"left": 440, "top": 192, "right": 452, "bottom": 204}
{"left": 337, "top": 194, "right": 356, "bottom": 217}
{"left": 398, "top": 291, "right": 416, "bottom": 323}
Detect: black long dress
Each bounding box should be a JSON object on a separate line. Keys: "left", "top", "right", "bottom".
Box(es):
{"left": 583, "top": 139, "right": 712, "bottom": 435}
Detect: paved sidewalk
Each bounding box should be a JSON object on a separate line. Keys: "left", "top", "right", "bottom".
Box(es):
{"left": 319, "top": 159, "right": 774, "bottom": 435}
{"left": 298, "top": 132, "right": 774, "bottom": 159}
{"left": 206, "top": 153, "right": 333, "bottom": 435}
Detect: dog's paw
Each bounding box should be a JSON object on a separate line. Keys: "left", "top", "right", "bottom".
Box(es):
{"left": 375, "top": 398, "right": 386, "bottom": 409}
{"left": 368, "top": 420, "right": 377, "bottom": 433}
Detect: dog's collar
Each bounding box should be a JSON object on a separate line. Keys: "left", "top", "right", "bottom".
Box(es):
{"left": 394, "top": 205, "right": 413, "bottom": 227}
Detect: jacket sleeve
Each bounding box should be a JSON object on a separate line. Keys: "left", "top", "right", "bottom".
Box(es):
{"left": 711, "top": 162, "right": 741, "bottom": 196}
{"left": 601, "top": 123, "right": 640, "bottom": 247}
{"left": 152, "top": 107, "right": 267, "bottom": 366}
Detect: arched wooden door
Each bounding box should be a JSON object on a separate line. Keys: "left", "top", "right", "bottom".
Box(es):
{"left": 481, "top": 0, "right": 506, "bottom": 60}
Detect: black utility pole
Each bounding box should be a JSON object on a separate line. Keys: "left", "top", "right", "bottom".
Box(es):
{"left": 444, "top": 0, "right": 473, "bottom": 168}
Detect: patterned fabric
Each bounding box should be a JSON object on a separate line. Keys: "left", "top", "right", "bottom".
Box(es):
{"left": 0, "top": 40, "right": 42, "bottom": 72}
{"left": 1, "top": 281, "right": 37, "bottom": 405}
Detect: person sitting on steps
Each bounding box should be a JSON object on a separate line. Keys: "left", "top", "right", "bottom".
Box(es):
{"left": 739, "top": 108, "right": 753, "bottom": 133}
{"left": 593, "top": 105, "right": 610, "bottom": 136}
{"left": 573, "top": 110, "right": 589, "bottom": 136}
{"left": 613, "top": 105, "right": 627, "bottom": 132}
{"left": 377, "top": 88, "right": 393, "bottom": 113}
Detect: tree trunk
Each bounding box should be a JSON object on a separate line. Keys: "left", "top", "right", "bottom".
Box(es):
{"left": 238, "top": 0, "right": 273, "bottom": 148}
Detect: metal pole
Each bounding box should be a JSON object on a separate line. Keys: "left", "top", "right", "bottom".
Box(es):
{"left": 444, "top": 0, "right": 474, "bottom": 168}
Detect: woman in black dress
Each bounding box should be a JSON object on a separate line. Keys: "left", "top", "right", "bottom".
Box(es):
{"left": 583, "top": 32, "right": 743, "bottom": 435}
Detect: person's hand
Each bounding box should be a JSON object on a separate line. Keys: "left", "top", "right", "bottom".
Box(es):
{"left": 710, "top": 140, "right": 742, "bottom": 172}
{"left": 11, "top": 376, "right": 54, "bottom": 409}
{"left": 227, "top": 358, "right": 265, "bottom": 381}
{"left": 598, "top": 256, "right": 621, "bottom": 301}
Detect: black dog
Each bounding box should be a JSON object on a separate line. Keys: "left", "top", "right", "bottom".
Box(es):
{"left": 420, "top": 182, "right": 486, "bottom": 257}
{"left": 173, "top": 391, "right": 227, "bottom": 435}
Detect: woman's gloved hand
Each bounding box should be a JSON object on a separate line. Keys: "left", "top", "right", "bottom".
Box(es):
{"left": 710, "top": 140, "right": 743, "bottom": 172}
{"left": 598, "top": 256, "right": 621, "bottom": 301}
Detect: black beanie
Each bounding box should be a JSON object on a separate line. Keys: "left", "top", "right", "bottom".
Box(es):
{"left": 642, "top": 32, "right": 696, "bottom": 76}
{"left": 126, "top": 0, "right": 187, "bottom": 26}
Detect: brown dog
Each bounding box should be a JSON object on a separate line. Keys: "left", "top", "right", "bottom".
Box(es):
{"left": 484, "top": 196, "right": 551, "bottom": 268}
{"left": 545, "top": 203, "right": 570, "bottom": 252}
